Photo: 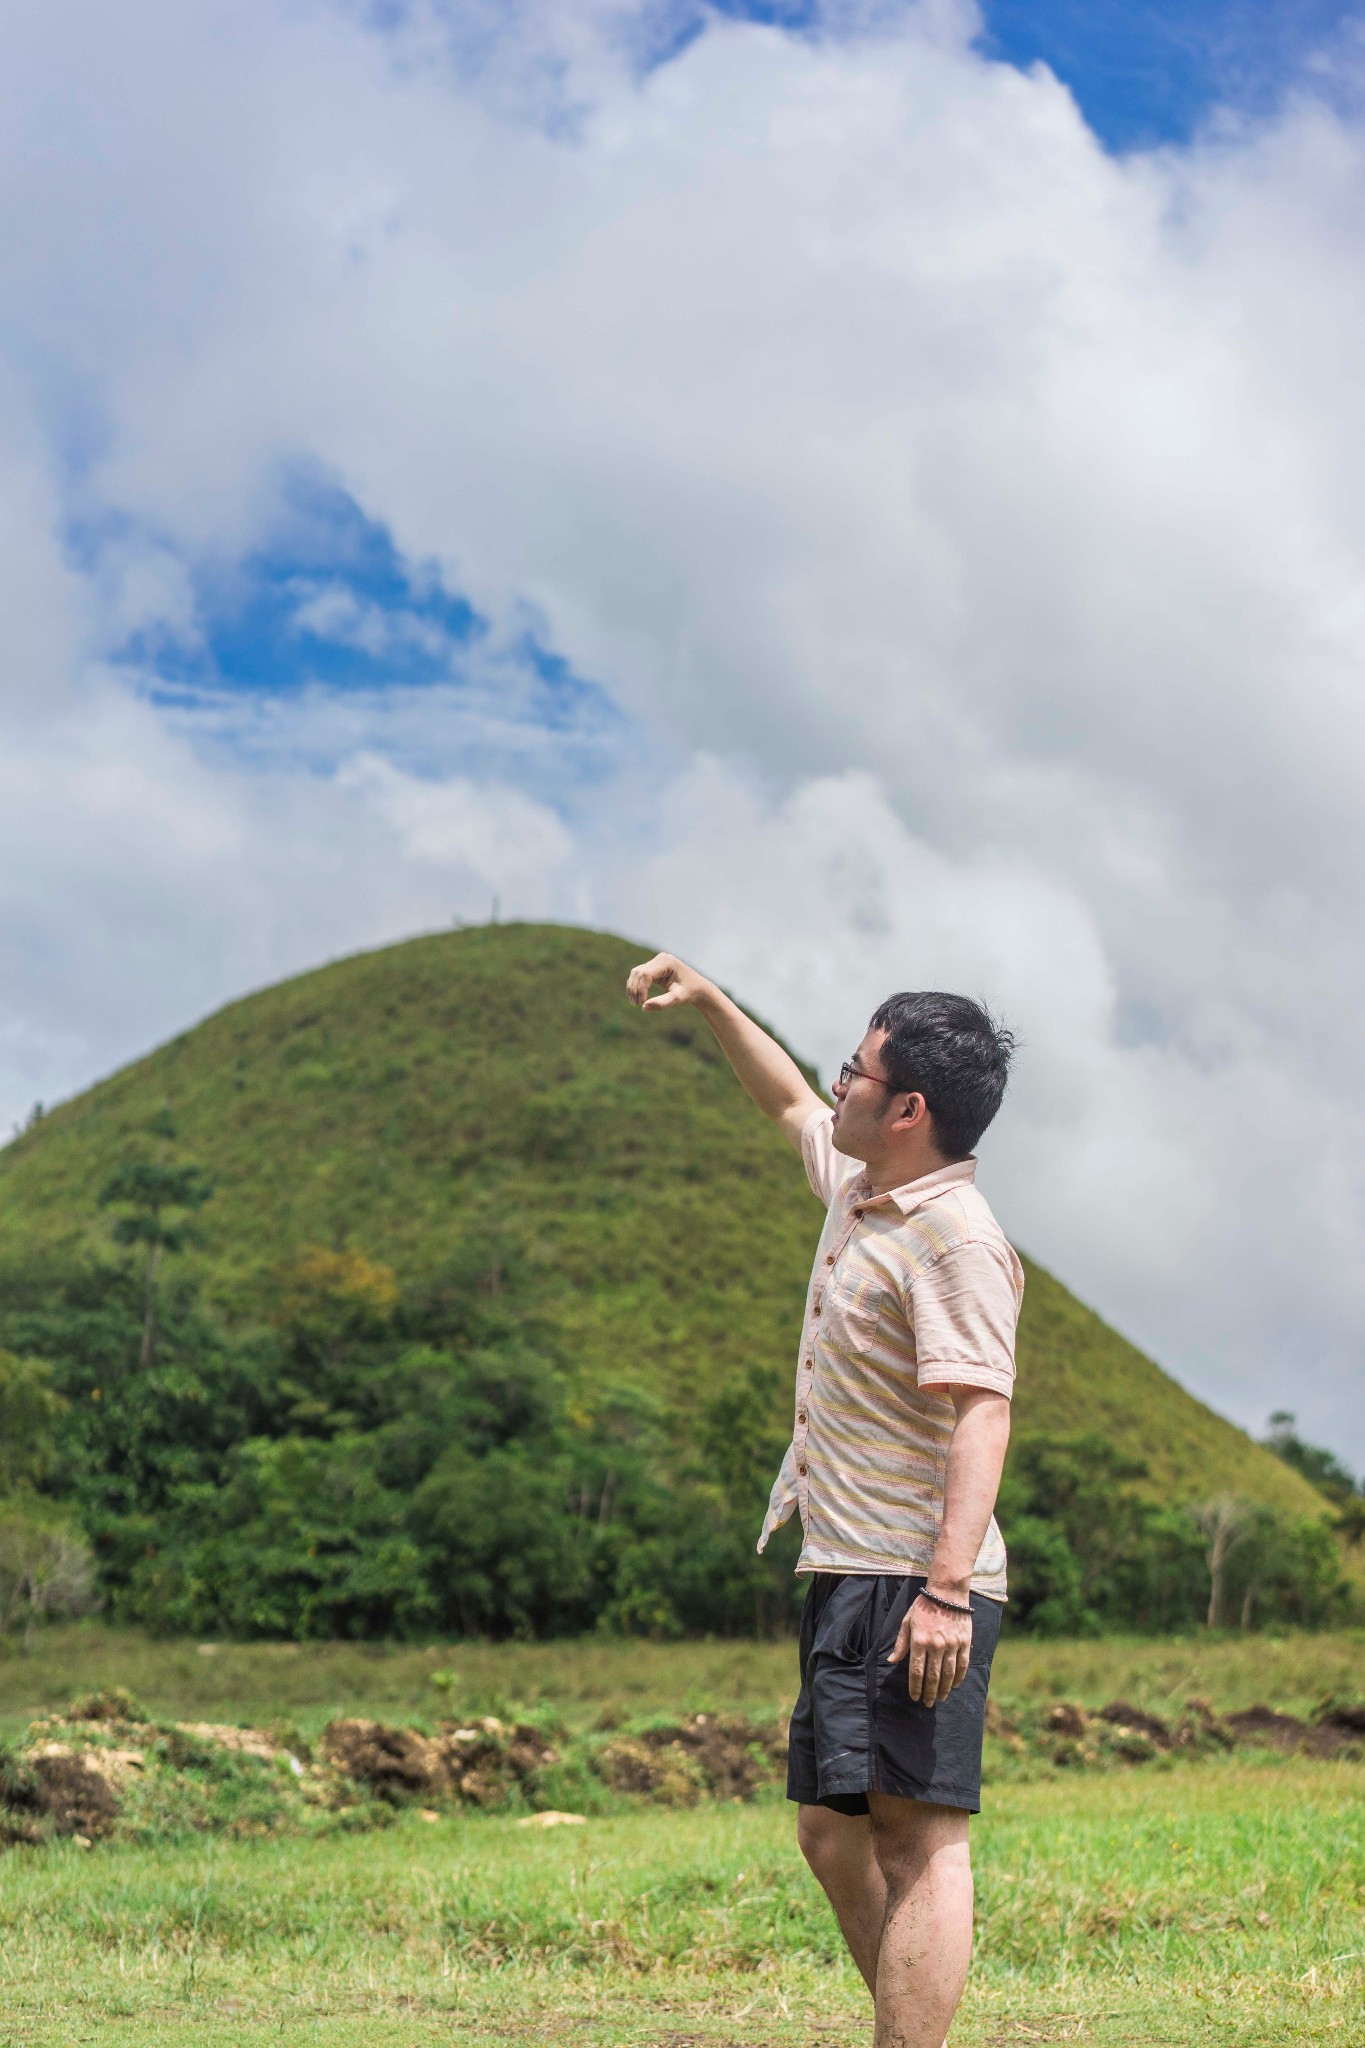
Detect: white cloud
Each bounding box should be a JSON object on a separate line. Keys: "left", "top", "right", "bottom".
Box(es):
{"left": 0, "top": 1, "right": 1362, "bottom": 1457}
{"left": 603, "top": 764, "right": 1365, "bottom": 1444}
{"left": 288, "top": 584, "right": 451, "bottom": 663}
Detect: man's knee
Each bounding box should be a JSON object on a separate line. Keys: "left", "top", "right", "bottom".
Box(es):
{"left": 867, "top": 1793, "right": 970, "bottom": 1884}
{"left": 797, "top": 1802, "right": 868, "bottom": 1881}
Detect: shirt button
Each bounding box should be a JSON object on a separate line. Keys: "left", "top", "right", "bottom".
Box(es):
{"left": 797, "top": 1463, "right": 807, "bottom": 1476}
{"left": 812, "top": 1302, "right": 821, "bottom": 1316}
{"left": 797, "top": 1411, "right": 807, "bottom": 1424}
{"left": 825, "top": 1254, "right": 835, "bottom": 1266}
{"left": 852, "top": 1207, "right": 863, "bottom": 1219}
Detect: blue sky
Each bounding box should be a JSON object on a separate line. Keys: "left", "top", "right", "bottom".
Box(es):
{"left": 979, "top": 0, "right": 1358, "bottom": 150}
{"left": 710, "top": 1, "right": 1359, "bottom": 146}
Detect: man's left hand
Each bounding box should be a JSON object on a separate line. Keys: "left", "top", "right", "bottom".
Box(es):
{"left": 889, "top": 1591, "right": 973, "bottom": 1707}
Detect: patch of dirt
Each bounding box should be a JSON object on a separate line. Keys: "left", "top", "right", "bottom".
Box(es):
{"left": 1315, "top": 1698, "right": 1365, "bottom": 1735}
{"left": 29, "top": 1752, "right": 119, "bottom": 1838}
{"left": 1044, "top": 1703, "right": 1088, "bottom": 1740}
{"left": 319, "top": 1715, "right": 558, "bottom": 1807}
{"left": 321, "top": 1719, "right": 440, "bottom": 1800}
{"left": 1223, "top": 1704, "right": 1363, "bottom": 1759}
{"left": 175, "top": 1722, "right": 280, "bottom": 1762}
{"left": 29, "top": 1740, "right": 145, "bottom": 1788}
{"left": 1097, "top": 1701, "right": 1172, "bottom": 1749}
{"left": 1176, "top": 1697, "right": 1234, "bottom": 1749}
{"left": 64, "top": 1688, "right": 142, "bottom": 1724}
{"left": 596, "top": 1737, "right": 704, "bottom": 1806}
{"left": 1223, "top": 1704, "right": 1309, "bottom": 1750}
{"left": 598, "top": 1714, "right": 786, "bottom": 1804}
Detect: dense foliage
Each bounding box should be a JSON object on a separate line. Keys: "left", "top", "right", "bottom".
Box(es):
{"left": 0, "top": 1240, "right": 806, "bottom": 1640}
{"left": 998, "top": 1434, "right": 1347, "bottom": 1637}
{"left": 0, "top": 1224, "right": 1348, "bottom": 1641}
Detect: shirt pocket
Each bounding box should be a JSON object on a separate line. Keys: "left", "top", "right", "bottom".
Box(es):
{"left": 823, "top": 1269, "right": 885, "bottom": 1356}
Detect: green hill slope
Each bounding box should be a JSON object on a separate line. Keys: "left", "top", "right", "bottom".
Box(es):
{"left": 0, "top": 923, "right": 1324, "bottom": 1522}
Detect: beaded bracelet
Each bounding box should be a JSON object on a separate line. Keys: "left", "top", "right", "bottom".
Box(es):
{"left": 919, "top": 1588, "right": 973, "bottom": 1616}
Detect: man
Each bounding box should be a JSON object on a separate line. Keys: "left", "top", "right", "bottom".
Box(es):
{"left": 626, "top": 952, "right": 1021, "bottom": 2048}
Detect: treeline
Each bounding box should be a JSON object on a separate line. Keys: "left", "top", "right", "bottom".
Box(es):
{"left": 0, "top": 1241, "right": 809, "bottom": 1641}
{"left": 0, "top": 1144, "right": 1353, "bottom": 1642}
{"left": 999, "top": 1436, "right": 1348, "bottom": 1636}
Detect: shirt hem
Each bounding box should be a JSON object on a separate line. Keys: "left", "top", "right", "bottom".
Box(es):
{"left": 794, "top": 1551, "right": 1007, "bottom": 1602}
{"left": 914, "top": 1362, "right": 1015, "bottom": 1396}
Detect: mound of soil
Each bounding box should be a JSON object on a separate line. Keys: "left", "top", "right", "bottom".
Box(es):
{"left": 1315, "top": 1700, "right": 1365, "bottom": 1735}
{"left": 1097, "top": 1702, "right": 1173, "bottom": 1749}
{"left": 1, "top": 1712, "right": 314, "bottom": 1849}
{"left": 1223, "top": 1705, "right": 1363, "bottom": 1759}
{"left": 319, "top": 1715, "right": 557, "bottom": 1807}
{"left": 174, "top": 1723, "right": 282, "bottom": 1763}
{"left": 321, "top": 1720, "right": 435, "bottom": 1800}
{"left": 28, "top": 1753, "right": 120, "bottom": 1838}
{"left": 596, "top": 1736, "right": 704, "bottom": 1806}
{"left": 1176, "top": 1698, "right": 1234, "bottom": 1749}
{"left": 597, "top": 1715, "right": 786, "bottom": 1805}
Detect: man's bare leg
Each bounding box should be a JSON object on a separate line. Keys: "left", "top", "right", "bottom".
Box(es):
{"left": 796, "top": 1803, "right": 887, "bottom": 1994}
{"left": 867, "top": 1793, "right": 972, "bottom": 2048}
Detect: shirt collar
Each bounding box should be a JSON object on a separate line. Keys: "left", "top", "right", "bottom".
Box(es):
{"left": 851, "top": 1156, "right": 976, "bottom": 1217}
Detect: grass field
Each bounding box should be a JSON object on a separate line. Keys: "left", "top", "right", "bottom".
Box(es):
{"left": 1, "top": 1628, "right": 1363, "bottom": 2044}
{"left": 0, "top": 1760, "right": 1360, "bottom": 2045}
{"left": 3, "top": 1623, "right": 1362, "bottom": 1740}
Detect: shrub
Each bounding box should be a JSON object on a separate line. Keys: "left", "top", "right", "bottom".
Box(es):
{"left": 0, "top": 1505, "right": 95, "bottom": 1633}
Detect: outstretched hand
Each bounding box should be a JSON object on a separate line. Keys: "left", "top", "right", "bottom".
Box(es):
{"left": 626, "top": 953, "right": 710, "bottom": 1012}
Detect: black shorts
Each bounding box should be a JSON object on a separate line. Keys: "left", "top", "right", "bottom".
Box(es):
{"left": 786, "top": 1572, "right": 1003, "bottom": 1816}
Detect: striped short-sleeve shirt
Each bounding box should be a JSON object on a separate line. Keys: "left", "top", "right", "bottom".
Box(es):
{"left": 757, "top": 1107, "right": 1024, "bottom": 1600}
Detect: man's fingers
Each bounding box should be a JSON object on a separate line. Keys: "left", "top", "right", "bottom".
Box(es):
{"left": 935, "top": 1649, "right": 967, "bottom": 1705}
{"left": 887, "top": 1618, "right": 914, "bottom": 1665}
{"left": 642, "top": 990, "right": 684, "bottom": 1010}
{"left": 626, "top": 954, "right": 680, "bottom": 1008}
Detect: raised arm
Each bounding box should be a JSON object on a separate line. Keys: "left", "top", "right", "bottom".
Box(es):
{"left": 626, "top": 952, "right": 825, "bottom": 1151}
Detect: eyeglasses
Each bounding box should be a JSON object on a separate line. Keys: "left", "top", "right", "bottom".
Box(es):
{"left": 837, "top": 1059, "right": 898, "bottom": 1092}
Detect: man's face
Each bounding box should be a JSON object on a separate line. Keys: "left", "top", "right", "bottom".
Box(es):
{"left": 830, "top": 1026, "right": 897, "bottom": 1161}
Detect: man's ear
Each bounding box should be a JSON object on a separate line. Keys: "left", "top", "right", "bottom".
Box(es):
{"left": 892, "top": 1092, "right": 929, "bottom": 1132}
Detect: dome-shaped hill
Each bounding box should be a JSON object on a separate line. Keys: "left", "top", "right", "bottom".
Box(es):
{"left": 0, "top": 922, "right": 1326, "bottom": 1519}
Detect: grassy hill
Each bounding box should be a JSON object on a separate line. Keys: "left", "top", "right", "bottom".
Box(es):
{"left": 0, "top": 923, "right": 1325, "bottom": 1522}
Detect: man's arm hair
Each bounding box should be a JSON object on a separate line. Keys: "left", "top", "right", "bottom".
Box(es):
{"left": 927, "top": 1386, "right": 1012, "bottom": 1602}
{"left": 626, "top": 952, "right": 825, "bottom": 1152}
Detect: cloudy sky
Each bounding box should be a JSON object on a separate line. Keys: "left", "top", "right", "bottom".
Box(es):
{"left": 3, "top": 0, "right": 1364, "bottom": 1461}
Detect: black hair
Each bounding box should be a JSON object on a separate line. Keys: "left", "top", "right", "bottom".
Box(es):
{"left": 867, "top": 991, "right": 1014, "bottom": 1159}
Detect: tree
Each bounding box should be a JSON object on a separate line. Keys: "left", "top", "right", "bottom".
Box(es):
{"left": 1263, "top": 1411, "right": 1359, "bottom": 1505}
{"left": 0, "top": 1508, "right": 94, "bottom": 1638}
{"left": 99, "top": 1137, "right": 213, "bottom": 1370}
{"left": 0, "top": 1350, "right": 65, "bottom": 1492}
{"left": 1194, "top": 1496, "right": 1257, "bottom": 1629}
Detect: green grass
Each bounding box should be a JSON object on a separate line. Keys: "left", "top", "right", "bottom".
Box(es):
{"left": 0, "top": 922, "right": 1333, "bottom": 1521}
{"left": 4, "top": 1624, "right": 1363, "bottom": 1747}
{"left": 2, "top": 1631, "right": 1362, "bottom": 2042}
{"left": 0, "top": 1761, "right": 1359, "bottom": 2044}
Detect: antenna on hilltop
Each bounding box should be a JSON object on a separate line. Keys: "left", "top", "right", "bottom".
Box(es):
{"left": 491, "top": 894, "right": 501, "bottom": 924}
